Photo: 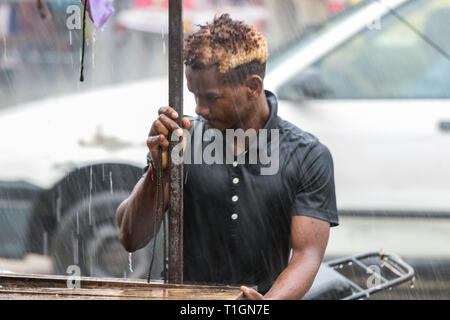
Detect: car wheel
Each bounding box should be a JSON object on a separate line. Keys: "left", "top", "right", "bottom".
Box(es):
{"left": 50, "top": 191, "right": 164, "bottom": 280}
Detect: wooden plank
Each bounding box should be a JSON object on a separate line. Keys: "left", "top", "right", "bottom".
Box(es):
{"left": 0, "top": 273, "right": 244, "bottom": 300}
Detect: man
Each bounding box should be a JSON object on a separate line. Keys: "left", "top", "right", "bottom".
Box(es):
{"left": 116, "top": 14, "right": 338, "bottom": 300}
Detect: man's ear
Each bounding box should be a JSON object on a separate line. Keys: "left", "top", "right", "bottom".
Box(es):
{"left": 245, "top": 75, "right": 263, "bottom": 100}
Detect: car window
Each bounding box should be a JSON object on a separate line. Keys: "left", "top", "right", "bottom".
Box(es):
{"left": 280, "top": 0, "right": 450, "bottom": 100}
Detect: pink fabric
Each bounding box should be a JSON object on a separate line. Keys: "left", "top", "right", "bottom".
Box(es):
{"left": 81, "top": 0, "right": 115, "bottom": 29}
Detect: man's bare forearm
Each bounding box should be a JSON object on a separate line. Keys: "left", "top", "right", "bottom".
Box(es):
{"left": 263, "top": 249, "right": 322, "bottom": 300}
{"left": 116, "top": 169, "right": 168, "bottom": 252}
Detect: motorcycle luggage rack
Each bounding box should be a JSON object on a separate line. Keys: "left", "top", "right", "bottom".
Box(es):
{"left": 325, "top": 250, "right": 415, "bottom": 300}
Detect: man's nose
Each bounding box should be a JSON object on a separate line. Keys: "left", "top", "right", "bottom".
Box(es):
{"left": 195, "top": 100, "right": 210, "bottom": 118}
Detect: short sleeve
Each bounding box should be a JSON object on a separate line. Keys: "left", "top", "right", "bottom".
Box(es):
{"left": 290, "top": 143, "right": 339, "bottom": 227}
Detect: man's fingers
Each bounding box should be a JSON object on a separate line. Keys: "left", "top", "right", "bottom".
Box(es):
{"left": 158, "top": 106, "right": 178, "bottom": 119}
{"left": 153, "top": 120, "right": 169, "bottom": 137}
{"left": 147, "top": 134, "right": 169, "bottom": 149}
{"left": 158, "top": 114, "right": 181, "bottom": 132}
{"left": 147, "top": 106, "right": 184, "bottom": 171}
{"left": 240, "top": 286, "right": 264, "bottom": 300}
{"left": 182, "top": 117, "right": 192, "bottom": 131}
{"left": 147, "top": 135, "right": 169, "bottom": 170}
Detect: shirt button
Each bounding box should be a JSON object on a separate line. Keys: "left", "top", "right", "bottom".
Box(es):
{"left": 231, "top": 213, "right": 239, "bottom": 220}
{"left": 233, "top": 177, "right": 239, "bottom": 184}
{"left": 232, "top": 161, "right": 238, "bottom": 167}
{"left": 232, "top": 195, "right": 239, "bottom": 202}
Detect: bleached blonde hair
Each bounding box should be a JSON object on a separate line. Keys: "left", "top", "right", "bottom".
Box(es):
{"left": 184, "top": 14, "right": 268, "bottom": 83}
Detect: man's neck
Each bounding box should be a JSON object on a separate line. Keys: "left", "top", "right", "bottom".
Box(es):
{"left": 239, "top": 91, "right": 271, "bottom": 132}
{"left": 232, "top": 91, "right": 271, "bottom": 156}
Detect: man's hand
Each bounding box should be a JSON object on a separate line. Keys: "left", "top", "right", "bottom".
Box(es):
{"left": 147, "top": 106, "right": 192, "bottom": 170}
{"left": 239, "top": 286, "right": 264, "bottom": 300}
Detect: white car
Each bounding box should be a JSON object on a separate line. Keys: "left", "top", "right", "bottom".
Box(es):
{"left": 0, "top": 0, "right": 449, "bottom": 279}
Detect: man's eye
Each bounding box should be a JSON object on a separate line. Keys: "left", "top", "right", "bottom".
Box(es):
{"left": 207, "top": 96, "right": 219, "bottom": 101}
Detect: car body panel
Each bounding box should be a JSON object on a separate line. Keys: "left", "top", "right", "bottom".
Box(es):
{"left": 0, "top": 78, "right": 196, "bottom": 189}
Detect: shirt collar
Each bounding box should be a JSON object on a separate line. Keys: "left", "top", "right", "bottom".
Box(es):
{"left": 263, "top": 90, "right": 279, "bottom": 131}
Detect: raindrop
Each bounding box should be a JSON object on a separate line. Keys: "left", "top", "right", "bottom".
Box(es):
{"left": 2, "top": 34, "right": 7, "bottom": 60}
{"left": 88, "top": 200, "right": 92, "bottom": 226}
{"left": 89, "top": 253, "right": 94, "bottom": 276}
{"left": 92, "top": 31, "right": 96, "bottom": 69}
{"left": 43, "top": 232, "right": 48, "bottom": 256}
{"left": 73, "top": 237, "right": 79, "bottom": 265}
{"left": 69, "top": 30, "right": 73, "bottom": 46}
{"left": 76, "top": 211, "right": 80, "bottom": 235}
{"left": 410, "top": 277, "right": 416, "bottom": 289}
{"left": 90, "top": 167, "right": 93, "bottom": 191}
{"left": 163, "top": 41, "right": 166, "bottom": 55}
{"left": 89, "top": 167, "right": 93, "bottom": 225}
{"left": 128, "top": 253, "right": 134, "bottom": 273}
{"left": 56, "top": 195, "right": 61, "bottom": 222}
{"left": 389, "top": 287, "right": 393, "bottom": 291}
{"left": 348, "top": 261, "right": 353, "bottom": 266}
{"left": 109, "top": 171, "right": 113, "bottom": 195}
{"left": 339, "top": 264, "right": 343, "bottom": 269}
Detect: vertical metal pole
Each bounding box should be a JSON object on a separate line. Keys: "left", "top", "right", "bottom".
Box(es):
{"left": 168, "top": 0, "right": 184, "bottom": 284}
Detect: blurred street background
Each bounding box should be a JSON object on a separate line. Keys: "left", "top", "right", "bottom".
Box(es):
{"left": 0, "top": 0, "right": 363, "bottom": 109}
{"left": 0, "top": 0, "right": 449, "bottom": 300}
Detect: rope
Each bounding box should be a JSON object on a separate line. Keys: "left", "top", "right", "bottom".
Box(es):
{"left": 147, "top": 147, "right": 164, "bottom": 283}
{"left": 80, "top": 0, "right": 88, "bottom": 82}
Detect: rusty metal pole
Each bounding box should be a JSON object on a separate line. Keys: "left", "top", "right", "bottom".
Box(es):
{"left": 168, "top": 0, "right": 184, "bottom": 284}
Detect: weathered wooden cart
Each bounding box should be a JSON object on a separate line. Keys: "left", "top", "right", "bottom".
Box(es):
{"left": 0, "top": 273, "right": 243, "bottom": 300}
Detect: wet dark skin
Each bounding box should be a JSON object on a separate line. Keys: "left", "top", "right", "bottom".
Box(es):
{"left": 116, "top": 65, "right": 330, "bottom": 300}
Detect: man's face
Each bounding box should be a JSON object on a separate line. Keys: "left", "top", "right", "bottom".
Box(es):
{"left": 186, "top": 65, "right": 250, "bottom": 131}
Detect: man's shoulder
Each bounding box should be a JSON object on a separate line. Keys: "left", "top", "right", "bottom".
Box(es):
{"left": 276, "top": 117, "right": 333, "bottom": 168}
{"left": 277, "top": 117, "right": 321, "bottom": 148}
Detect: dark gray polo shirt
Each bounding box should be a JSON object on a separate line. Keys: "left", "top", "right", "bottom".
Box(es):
{"left": 142, "top": 91, "right": 338, "bottom": 294}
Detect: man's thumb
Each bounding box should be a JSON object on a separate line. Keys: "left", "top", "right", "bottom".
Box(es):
{"left": 182, "top": 117, "right": 193, "bottom": 131}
